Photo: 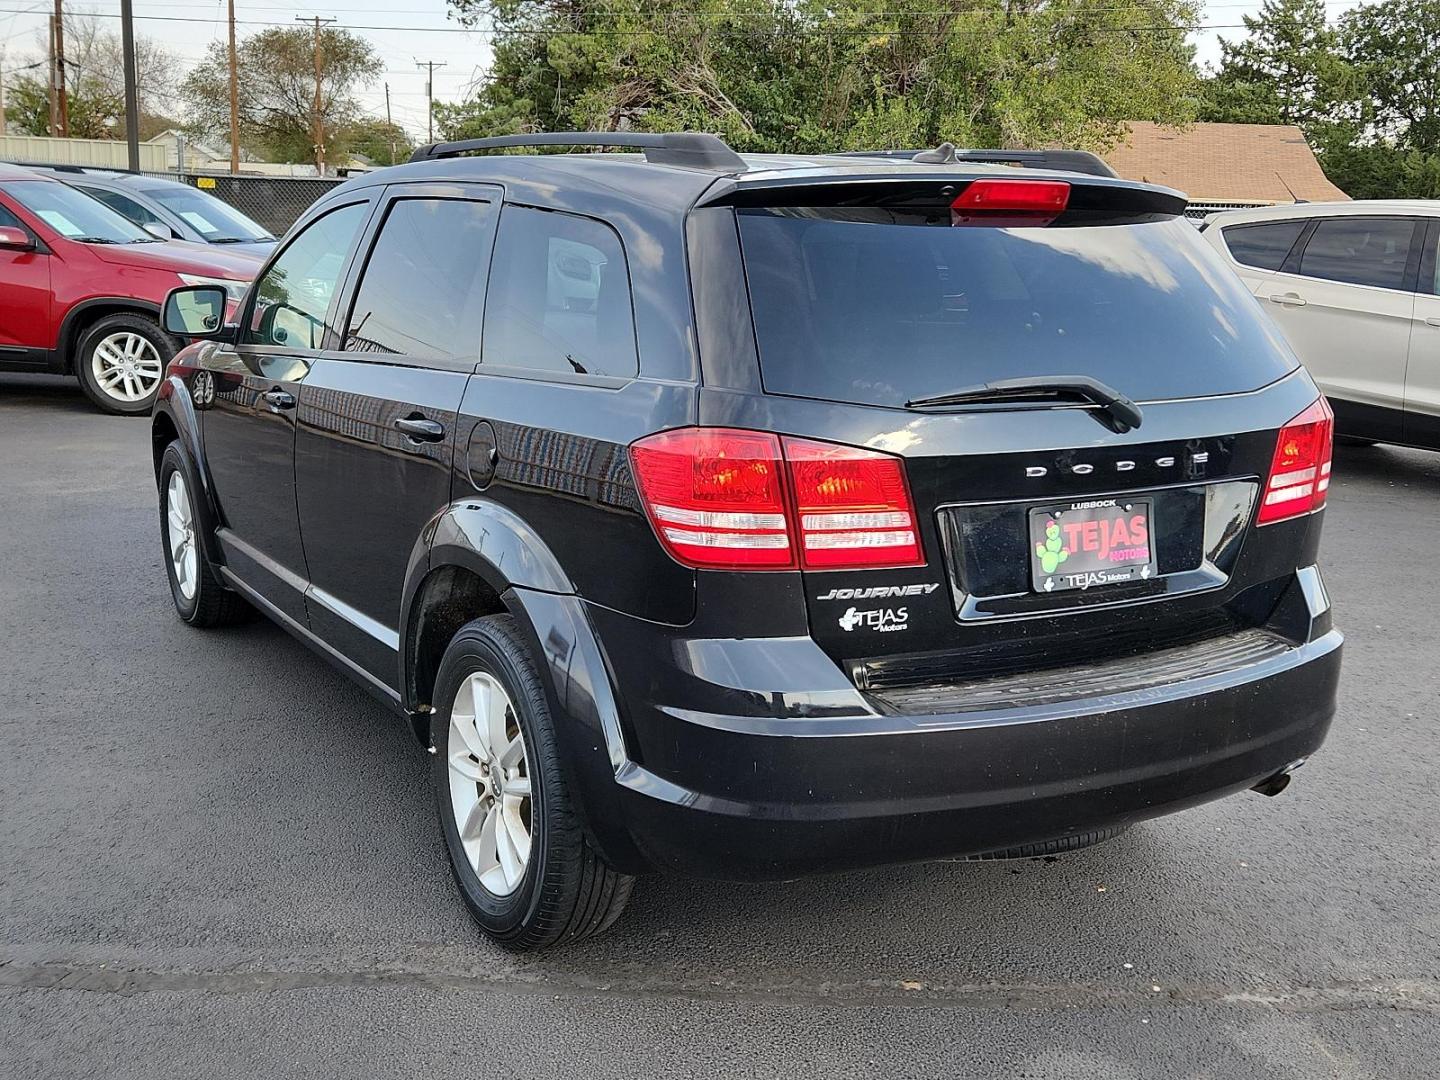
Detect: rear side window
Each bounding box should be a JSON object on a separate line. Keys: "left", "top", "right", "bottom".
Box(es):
{"left": 343, "top": 198, "right": 494, "bottom": 363}
{"left": 1222, "top": 220, "right": 1306, "bottom": 271}
{"left": 738, "top": 212, "right": 1297, "bottom": 407}
{"left": 1297, "top": 217, "right": 1416, "bottom": 291}
{"left": 482, "top": 206, "right": 638, "bottom": 378}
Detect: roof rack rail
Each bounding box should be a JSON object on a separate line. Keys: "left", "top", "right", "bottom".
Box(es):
{"left": 409, "top": 131, "right": 747, "bottom": 173}
{"left": 837, "top": 145, "right": 1118, "bottom": 179}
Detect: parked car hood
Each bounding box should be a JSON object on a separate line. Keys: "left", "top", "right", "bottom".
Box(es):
{"left": 86, "top": 239, "right": 263, "bottom": 279}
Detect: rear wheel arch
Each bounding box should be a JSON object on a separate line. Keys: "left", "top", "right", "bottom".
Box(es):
{"left": 401, "top": 500, "right": 578, "bottom": 721}
{"left": 405, "top": 562, "right": 509, "bottom": 725}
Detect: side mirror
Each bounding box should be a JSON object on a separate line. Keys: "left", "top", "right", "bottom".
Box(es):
{"left": 163, "top": 285, "right": 229, "bottom": 338}
{"left": 143, "top": 221, "right": 175, "bottom": 241}
{"left": 0, "top": 226, "right": 36, "bottom": 251}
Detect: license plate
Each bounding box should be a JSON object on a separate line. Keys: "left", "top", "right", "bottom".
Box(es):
{"left": 1029, "top": 498, "right": 1157, "bottom": 593}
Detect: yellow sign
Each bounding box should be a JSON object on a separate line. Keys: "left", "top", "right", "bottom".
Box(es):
{"left": 196, "top": 177, "right": 217, "bottom": 189}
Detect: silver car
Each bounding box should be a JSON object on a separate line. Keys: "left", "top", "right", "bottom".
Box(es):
{"left": 1202, "top": 201, "right": 1440, "bottom": 450}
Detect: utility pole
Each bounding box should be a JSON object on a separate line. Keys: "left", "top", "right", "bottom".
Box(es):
{"left": 384, "top": 82, "right": 395, "bottom": 164}
{"left": 0, "top": 49, "right": 8, "bottom": 136}
{"left": 53, "top": 0, "right": 68, "bottom": 137}
{"left": 297, "top": 16, "right": 335, "bottom": 175}
{"left": 415, "top": 59, "right": 446, "bottom": 144}
{"left": 120, "top": 0, "right": 140, "bottom": 170}
{"left": 47, "top": 15, "right": 56, "bottom": 136}
{"left": 227, "top": 0, "right": 239, "bottom": 174}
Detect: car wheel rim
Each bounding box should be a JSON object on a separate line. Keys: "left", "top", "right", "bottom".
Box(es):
{"left": 92, "top": 331, "right": 162, "bottom": 403}
{"left": 447, "top": 671, "right": 533, "bottom": 897}
{"left": 166, "top": 470, "right": 198, "bottom": 601}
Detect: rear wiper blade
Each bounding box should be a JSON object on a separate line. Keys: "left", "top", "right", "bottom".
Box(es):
{"left": 906, "top": 375, "right": 1144, "bottom": 433}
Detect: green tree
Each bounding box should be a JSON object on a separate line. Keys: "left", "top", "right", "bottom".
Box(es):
{"left": 1341, "top": 0, "right": 1440, "bottom": 153}
{"left": 5, "top": 14, "right": 180, "bottom": 139}
{"left": 181, "top": 27, "right": 381, "bottom": 169}
{"left": 1201, "top": 0, "right": 1355, "bottom": 130}
{"left": 345, "top": 118, "right": 416, "bottom": 166}
{"left": 440, "top": 0, "right": 1202, "bottom": 153}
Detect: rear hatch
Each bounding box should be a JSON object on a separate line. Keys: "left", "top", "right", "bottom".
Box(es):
{"left": 688, "top": 168, "right": 1328, "bottom": 695}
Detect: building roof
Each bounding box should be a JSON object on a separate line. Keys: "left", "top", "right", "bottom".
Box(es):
{"left": 1104, "top": 122, "right": 1349, "bottom": 204}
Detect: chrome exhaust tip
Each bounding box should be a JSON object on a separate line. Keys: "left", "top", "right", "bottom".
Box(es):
{"left": 1251, "top": 757, "right": 1308, "bottom": 797}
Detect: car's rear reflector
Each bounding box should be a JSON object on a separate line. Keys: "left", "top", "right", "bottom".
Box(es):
{"left": 1257, "top": 397, "right": 1334, "bottom": 526}
{"left": 951, "top": 179, "right": 1070, "bottom": 226}
{"left": 629, "top": 428, "right": 924, "bottom": 571}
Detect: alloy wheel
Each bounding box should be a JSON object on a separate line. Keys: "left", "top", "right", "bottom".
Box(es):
{"left": 447, "top": 671, "right": 534, "bottom": 896}
{"left": 91, "top": 331, "right": 163, "bottom": 403}
{"left": 165, "top": 470, "right": 199, "bottom": 601}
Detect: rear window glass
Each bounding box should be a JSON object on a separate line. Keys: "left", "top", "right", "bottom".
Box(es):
{"left": 1222, "top": 220, "right": 1306, "bottom": 271}
{"left": 738, "top": 213, "right": 1298, "bottom": 407}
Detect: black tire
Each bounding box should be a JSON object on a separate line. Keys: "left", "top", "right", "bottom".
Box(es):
{"left": 432, "top": 614, "right": 633, "bottom": 951}
{"left": 966, "top": 824, "right": 1130, "bottom": 861}
{"left": 158, "top": 442, "right": 250, "bottom": 627}
{"left": 75, "top": 312, "right": 177, "bottom": 416}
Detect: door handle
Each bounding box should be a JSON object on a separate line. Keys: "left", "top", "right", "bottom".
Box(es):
{"left": 393, "top": 416, "right": 446, "bottom": 442}
{"left": 263, "top": 388, "right": 295, "bottom": 411}
{"left": 1269, "top": 293, "right": 1308, "bottom": 307}
{"left": 1426, "top": 317, "right": 1440, "bottom": 328}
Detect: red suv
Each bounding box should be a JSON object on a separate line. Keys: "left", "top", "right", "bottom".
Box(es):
{"left": 0, "top": 164, "right": 260, "bottom": 414}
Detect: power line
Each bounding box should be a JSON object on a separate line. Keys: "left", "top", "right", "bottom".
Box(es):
{"left": 0, "top": 7, "right": 1254, "bottom": 35}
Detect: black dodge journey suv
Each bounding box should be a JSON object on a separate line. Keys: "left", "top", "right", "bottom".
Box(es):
{"left": 154, "top": 132, "right": 1343, "bottom": 950}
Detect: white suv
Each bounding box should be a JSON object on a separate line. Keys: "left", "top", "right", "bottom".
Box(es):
{"left": 1202, "top": 201, "right": 1440, "bottom": 450}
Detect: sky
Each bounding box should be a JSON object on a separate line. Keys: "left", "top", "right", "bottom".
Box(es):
{"left": 0, "top": 0, "right": 1369, "bottom": 143}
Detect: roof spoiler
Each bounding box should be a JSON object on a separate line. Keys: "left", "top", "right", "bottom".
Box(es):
{"left": 837, "top": 145, "right": 1118, "bottom": 179}
{"left": 409, "top": 132, "right": 747, "bottom": 173}
{"left": 698, "top": 173, "right": 1187, "bottom": 221}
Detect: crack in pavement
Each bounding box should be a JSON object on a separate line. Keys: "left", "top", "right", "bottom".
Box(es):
{"left": 2, "top": 960, "right": 1437, "bottom": 1015}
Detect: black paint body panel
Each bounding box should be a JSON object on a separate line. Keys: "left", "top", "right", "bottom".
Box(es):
{"left": 151, "top": 152, "right": 1345, "bottom": 881}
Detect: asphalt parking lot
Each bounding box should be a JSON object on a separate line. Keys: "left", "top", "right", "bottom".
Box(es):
{"left": 2, "top": 372, "right": 1438, "bottom": 1079}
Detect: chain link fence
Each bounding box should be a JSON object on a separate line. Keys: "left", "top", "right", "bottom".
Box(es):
{"left": 142, "top": 171, "right": 346, "bottom": 237}
{"left": 1185, "top": 201, "right": 1272, "bottom": 223}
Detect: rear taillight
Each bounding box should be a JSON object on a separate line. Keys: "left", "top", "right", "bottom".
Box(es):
{"left": 1257, "top": 397, "right": 1334, "bottom": 526}
{"left": 628, "top": 428, "right": 793, "bottom": 569}
{"left": 782, "top": 437, "right": 922, "bottom": 569}
{"left": 629, "top": 428, "right": 923, "bottom": 571}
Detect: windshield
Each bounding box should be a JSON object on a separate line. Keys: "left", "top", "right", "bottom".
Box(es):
{"left": 737, "top": 212, "right": 1299, "bottom": 406}
{"left": 144, "top": 186, "right": 274, "bottom": 242}
{"left": 2, "top": 180, "right": 156, "bottom": 244}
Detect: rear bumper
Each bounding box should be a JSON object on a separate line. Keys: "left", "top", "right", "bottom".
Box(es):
{"left": 578, "top": 575, "right": 1341, "bottom": 880}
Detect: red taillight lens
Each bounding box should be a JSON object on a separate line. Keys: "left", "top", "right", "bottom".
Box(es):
{"left": 629, "top": 428, "right": 794, "bottom": 569}
{"left": 782, "top": 436, "right": 923, "bottom": 569}
{"left": 629, "top": 429, "right": 924, "bottom": 571}
{"left": 951, "top": 179, "right": 1070, "bottom": 226}
{"left": 1257, "top": 397, "right": 1334, "bottom": 526}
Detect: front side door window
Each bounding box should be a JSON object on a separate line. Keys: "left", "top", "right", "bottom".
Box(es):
{"left": 80, "top": 187, "right": 166, "bottom": 231}
{"left": 342, "top": 197, "right": 495, "bottom": 363}
{"left": 243, "top": 203, "right": 369, "bottom": 351}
